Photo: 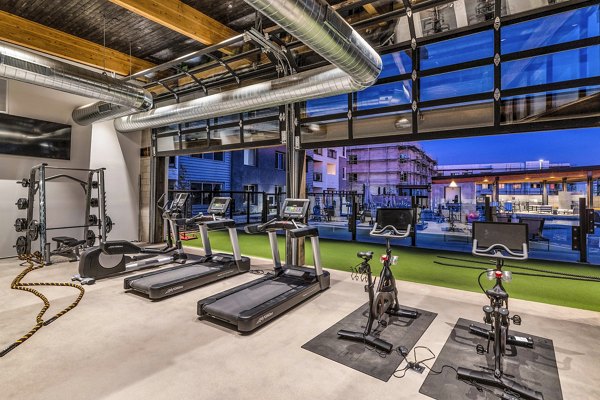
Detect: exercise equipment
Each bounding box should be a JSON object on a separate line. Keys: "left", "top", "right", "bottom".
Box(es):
{"left": 73, "top": 193, "right": 199, "bottom": 285}
{"left": 457, "top": 222, "right": 543, "bottom": 400}
{"left": 124, "top": 197, "right": 251, "bottom": 299}
{"left": 338, "top": 208, "right": 419, "bottom": 352}
{"left": 0, "top": 252, "right": 85, "bottom": 358}
{"left": 197, "top": 198, "right": 330, "bottom": 332}
{"left": 14, "top": 163, "right": 110, "bottom": 264}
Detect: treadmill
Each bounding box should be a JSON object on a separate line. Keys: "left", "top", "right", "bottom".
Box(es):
{"left": 124, "top": 197, "right": 250, "bottom": 299}
{"left": 197, "top": 198, "right": 330, "bottom": 332}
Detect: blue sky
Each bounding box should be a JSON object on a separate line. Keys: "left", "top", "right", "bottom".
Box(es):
{"left": 418, "top": 127, "right": 600, "bottom": 166}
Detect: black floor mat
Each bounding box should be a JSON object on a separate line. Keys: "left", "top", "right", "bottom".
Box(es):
{"left": 420, "top": 318, "right": 562, "bottom": 400}
{"left": 302, "top": 303, "right": 437, "bottom": 381}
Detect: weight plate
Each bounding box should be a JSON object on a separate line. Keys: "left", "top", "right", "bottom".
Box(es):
{"left": 16, "top": 198, "right": 29, "bottom": 210}
{"left": 27, "top": 220, "right": 39, "bottom": 241}
{"left": 14, "top": 218, "right": 28, "bottom": 232}
{"left": 90, "top": 198, "right": 99, "bottom": 208}
{"left": 105, "top": 216, "right": 113, "bottom": 233}
{"left": 88, "top": 214, "right": 99, "bottom": 225}
{"left": 91, "top": 181, "right": 99, "bottom": 189}
{"left": 86, "top": 230, "right": 96, "bottom": 247}
{"left": 15, "top": 236, "right": 27, "bottom": 255}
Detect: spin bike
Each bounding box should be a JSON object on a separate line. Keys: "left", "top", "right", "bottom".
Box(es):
{"left": 338, "top": 208, "right": 419, "bottom": 353}
{"left": 457, "top": 222, "right": 543, "bottom": 400}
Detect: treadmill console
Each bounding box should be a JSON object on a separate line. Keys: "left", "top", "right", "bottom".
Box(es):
{"left": 207, "top": 197, "right": 231, "bottom": 216}
{"left": 281, "top": 199, "right": 310, "bottom": 220}
{"left": 170, "top": 193, "right": 189, "bottom": 211}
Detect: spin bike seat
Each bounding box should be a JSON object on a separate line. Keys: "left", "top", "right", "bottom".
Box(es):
{"left": 357, "top": 251, "right": 373, "bottom": 261}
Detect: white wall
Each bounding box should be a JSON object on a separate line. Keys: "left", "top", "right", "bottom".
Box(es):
{"left": 89, "top": 121, "right": 141, "bottom": 242}
{"left": 0, "top": 80, "right": 141, "bottom": 257}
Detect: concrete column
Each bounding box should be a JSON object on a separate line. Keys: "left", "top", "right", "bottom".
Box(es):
{"left": 542, "top": 180, "right": 548, "bottom": 205}
{"left": 562, "top": 177, "right": 568, "bottom": 192}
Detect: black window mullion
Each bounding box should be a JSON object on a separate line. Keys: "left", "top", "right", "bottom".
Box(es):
{"left": 348, "top": 93, "right": 353, "bottom": 140}
{"left": 494, "top": 1, "right": 502, "bottom": 127}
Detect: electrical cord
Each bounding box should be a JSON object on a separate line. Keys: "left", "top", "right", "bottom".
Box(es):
{"left": 434, "top": 260, "right": 600, "bottom": 283}
{"left": 437, "top": 255, "right": 600, "bottom": 281}
{"left": 0, "top": 252, "right": 85, "bottom": 357}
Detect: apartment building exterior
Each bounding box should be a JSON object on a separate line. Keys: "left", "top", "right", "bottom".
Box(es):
{"left": 307, "top": 147, "right": 348, "bottom": 193}
{"left": 346, "top": 144, "right": 437, "bottom": 197}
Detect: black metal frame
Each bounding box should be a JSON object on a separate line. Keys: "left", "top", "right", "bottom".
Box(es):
{"left": 152, "top": 0, "right": 599, "bottom": 156}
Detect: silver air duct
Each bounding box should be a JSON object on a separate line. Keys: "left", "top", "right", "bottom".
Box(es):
{"left": 0, "top": 42, "right": 152, "bottom": 124}
{"left": 114, "top": 0, "right": 381, "bottom": 133}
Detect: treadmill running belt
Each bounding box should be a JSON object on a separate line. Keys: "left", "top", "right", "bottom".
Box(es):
{"left": 129, "top": 264, "right": 220, "bottom": 292}
{"left": 203, "top": 278, "right": 306, "bottom": 320}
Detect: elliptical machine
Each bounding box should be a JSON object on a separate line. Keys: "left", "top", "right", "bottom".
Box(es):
{"left": 457, "top": 222, "right": 543, "bottom": 400}
{"left": 338, "top": 208, "right": 419, "bottom": 353}
{"left": 73, "top": 193, "right": 197, "bottom": 284}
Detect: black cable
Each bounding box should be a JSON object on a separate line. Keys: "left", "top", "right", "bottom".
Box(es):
{"left": 434, "top": 260, "right": 600, "bottom": 283}
{"left": 437, "top": 255, "right": 600, "bottom": 281}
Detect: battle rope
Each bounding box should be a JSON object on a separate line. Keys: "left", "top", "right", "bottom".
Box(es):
{"left": 0, "top": 252, "right": 85, "bottom": 357}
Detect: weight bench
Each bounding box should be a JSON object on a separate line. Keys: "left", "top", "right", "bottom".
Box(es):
{"left": 52, "top": 236, "right": 86, "bottom": 261}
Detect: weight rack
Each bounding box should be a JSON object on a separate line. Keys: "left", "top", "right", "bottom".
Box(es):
{"left": 14, "top": 163, "right": 111, "bottom": 264}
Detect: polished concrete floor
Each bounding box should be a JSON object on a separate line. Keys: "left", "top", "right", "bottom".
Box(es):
{"left": 1, "top": 248, "right": 599, "bottom": 400}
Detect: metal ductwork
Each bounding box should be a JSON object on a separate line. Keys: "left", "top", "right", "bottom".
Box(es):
{"left": 0, "top": 42, "right": 152, "bottom": 124}
{"left": 114, "top": 0, "right": 381, "bottom": 133}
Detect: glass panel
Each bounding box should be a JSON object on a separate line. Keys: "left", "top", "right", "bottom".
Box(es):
{"left": 501, "top": 0, "right": 571, "bottom": 17}
{"left": 155, "top": 124, "right": 179, "bottom": 135}
{"left": 244, "top": 107, "right": 279, "bottom": 120}
{"left": 157, "top": 135, "right": 179, "bottom": 152}
{"left": 380, "top": 50, "right": 412, "bottom": 79}
{"left": 502, "top": 46, "right": 600, "bottom": 90}
{"left": 353, "top": 111, "right": 412, "bottom": 138}
{"left": 502, "top": 5, "right": 600, "bottom": 54}
{"left": 421, "top": 65, "right": 494, "bottom": 101}
{"left": 211, "top": 126, "right": 240, "bottom": 145}
{"left": 300, "top": 118, "right": 348, "bottom": 143}
{"left": 214, "top": 113, "right": 240, "bottom": 125}
{"left": 356, "top": 80, "right": 412, "bottom": 110}
{"left": 420, "top": 30, "right": 494, "bottom": 70}
{"left": 243, "top": 120, "right": 280, "bottom": 143}
{"left": 181, "top": 120, "right": 206, "bottom": 130}
{"left": 418, "top": 100, "right": 494, "bottom": 132}
{"left": 304, "top": 94, "right": 348, "bottom": 118}
{"left": 415, "top": 1, "right": 499, "bottom": 38}
{"left": 501, "top": 85, "right": 600, "bottom": 124}
{"left": 180, "top": 131, "right": 208, "bottom": 150}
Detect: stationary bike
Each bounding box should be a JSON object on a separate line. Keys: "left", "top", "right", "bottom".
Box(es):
{"left": 73, "top": 193, "right": 192, "bottom": 284}
{"left": 457, "top": 222, "right": 543, "bottom": 400}
{"left": 338, "top": 208, "right": 419, "bottom": 353}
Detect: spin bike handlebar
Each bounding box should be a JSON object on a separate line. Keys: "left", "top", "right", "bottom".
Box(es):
{"left": 472, "top": 240, "right": 529, "bottom": 261}
{"left": 370, "top": 224, "right": 412, "bottom": 239}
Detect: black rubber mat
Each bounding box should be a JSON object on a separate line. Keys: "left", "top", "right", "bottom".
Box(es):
{"left": 420, "top": 318, "right": 562, "bottom": 400}
{"left": 302, "top": 303, "right": 437, "bottom": 381}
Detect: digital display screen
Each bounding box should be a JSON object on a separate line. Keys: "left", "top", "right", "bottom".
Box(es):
{"left": 473, "top": 222, "right": 528, "bottom": 252}
{"left": 281, "top": 199, "right": 309, "bottom": 218}
{"left": 208, "top": 197, "right": 230, "bottom": 214}
{"left": 0, "top": 113, "right": 71, "bottom": 160}
{"left": 173, "top": 193, "right": 189, "bottom": 207}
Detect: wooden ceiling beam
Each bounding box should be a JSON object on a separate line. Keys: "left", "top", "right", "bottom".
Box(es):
{"left": 0, "top": 11, "right": 154, "bottom": 76}
{"left": 108, "top": 0, "right": 239, "bottom": 54}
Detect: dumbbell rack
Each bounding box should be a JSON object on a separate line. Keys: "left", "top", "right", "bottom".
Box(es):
{"left": 14, "top": 163, "right": 112, "bottom": 264}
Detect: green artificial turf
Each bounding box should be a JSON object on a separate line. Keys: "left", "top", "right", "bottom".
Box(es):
{"left": 185, "top": 231, "right": 600, "bottom": 312}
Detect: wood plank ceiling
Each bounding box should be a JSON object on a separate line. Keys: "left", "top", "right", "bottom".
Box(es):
{"left": 0, "top": 0, "right": 393, "bottom": 89}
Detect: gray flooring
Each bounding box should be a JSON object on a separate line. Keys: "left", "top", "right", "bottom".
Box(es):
{"left": 0, "top": 247, "right": 599, "bottom": 400}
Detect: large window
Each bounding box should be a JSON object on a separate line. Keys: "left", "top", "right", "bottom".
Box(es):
{"left": 192, "top": 152, "right": 224, "bottom": 161}
{"left": 191, "top": 182, "right": 223, "bottom": 205}
{"left": 420, "top": 31, "right": 493, "bottom": 70}
{"left": 244, "top": 149, "right": 257, "bottom": 166}
{"left": 243, "top": 184, "right": 258, "bottom": 206}
{"left": 275, "top": 151, "right": 285, "bottom": 170}
{"left": 421, "top": 65, "right": 494, "bottom": 101}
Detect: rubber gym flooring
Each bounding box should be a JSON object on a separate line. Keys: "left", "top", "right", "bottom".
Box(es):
{"left": 0, "top": 249, "right": 599, "bottom": 400}
{"left": 186, "top": 231, "right": 600, "bottom": 312}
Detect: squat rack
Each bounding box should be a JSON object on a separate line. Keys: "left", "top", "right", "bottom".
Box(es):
{"left": 16, "top": 163, "right": 110, "bottom": 264}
